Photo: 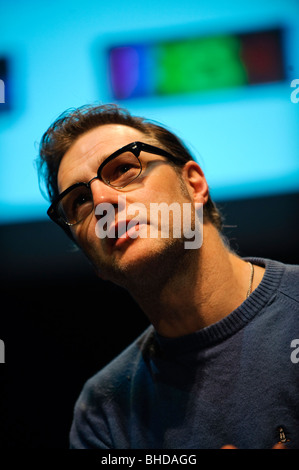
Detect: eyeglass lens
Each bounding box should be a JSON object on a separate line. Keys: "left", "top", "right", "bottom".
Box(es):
{"left": 58, "top": 184, "right": 93, "bottom": 225}
{"left": 101, "top": 151, "right": 141, "bottom": 187}
{"left": 57, "top": 151, "right": 142, "bottom": 225}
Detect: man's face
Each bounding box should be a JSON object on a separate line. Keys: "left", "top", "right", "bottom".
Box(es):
{"left": 57, "top": 124, "right": 198, "bottom": 288}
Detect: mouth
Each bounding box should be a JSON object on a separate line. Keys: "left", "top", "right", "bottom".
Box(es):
{"left": 106, "top": 219, "right": 147, "bottom": 249}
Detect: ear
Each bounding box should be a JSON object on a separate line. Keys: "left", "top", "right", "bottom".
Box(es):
{"left": 181, "top": 160, "right": 209, "bottom": 205}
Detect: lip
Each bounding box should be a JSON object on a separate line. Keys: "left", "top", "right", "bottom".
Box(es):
{"left": 106, "top": 219, "right": 147, "bottom": 250}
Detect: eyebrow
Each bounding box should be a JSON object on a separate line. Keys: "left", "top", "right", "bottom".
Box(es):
{"left": 60, "top": 146, "right": 113, "bottom": 192}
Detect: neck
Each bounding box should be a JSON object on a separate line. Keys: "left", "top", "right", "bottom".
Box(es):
{"left": 131, "top": 224, "right": 264, "bottom": 338}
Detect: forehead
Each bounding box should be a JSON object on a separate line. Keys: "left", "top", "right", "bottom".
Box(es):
{"left": 57, "top": 124, "right": 149, "bottom": 190}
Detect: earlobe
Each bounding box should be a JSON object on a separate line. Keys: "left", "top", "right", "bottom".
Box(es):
{"left": 182, "top": 161, "right": 209, "bottom": 204}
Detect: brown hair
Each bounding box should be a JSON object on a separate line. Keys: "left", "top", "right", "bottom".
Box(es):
{"left": 37, "top": 103, "right": 223, "bottom": 230}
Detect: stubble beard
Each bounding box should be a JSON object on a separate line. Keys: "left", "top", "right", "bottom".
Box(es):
{"left": 92, "top": 175, "right": 199, "bottom": 296}
{"left": 96, "top": 233, "right": 190, "bottom": 296}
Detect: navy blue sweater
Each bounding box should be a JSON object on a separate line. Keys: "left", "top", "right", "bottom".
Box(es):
{"left": 70, "top": 258, "right": 299, "bottom": 449}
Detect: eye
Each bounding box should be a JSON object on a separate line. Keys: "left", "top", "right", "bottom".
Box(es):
{"left": 59, "top": 185, "right": 93, "bottom": 224}
{"left": 109, "top": 163, "right": 140, "bottom": 185}
{"left": 70, "top": 191, "right": 93, "bottom": 221}
{"left": 72, "top": 191, "right": 92, "bottom": 209}
{"left": 113, "top": 163, "right": 135, "bottom": 178}
{"left": 102, "top": 152, "right": 141, "bottom": 187}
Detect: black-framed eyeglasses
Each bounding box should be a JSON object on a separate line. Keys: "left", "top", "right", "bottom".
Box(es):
{"left": 47, "top": 141, "right": 183, "bottom": 227}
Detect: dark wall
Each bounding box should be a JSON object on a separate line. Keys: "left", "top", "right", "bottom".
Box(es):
{"left": 0, "top": 191, "right": 298, "bottom": 448}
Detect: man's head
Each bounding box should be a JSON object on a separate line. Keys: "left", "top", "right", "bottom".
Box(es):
{"left": 38, "top": 103, "right": 222, "bottom": 229}
{"left": 37, "top": 103, "right": 223, "bottom": 288}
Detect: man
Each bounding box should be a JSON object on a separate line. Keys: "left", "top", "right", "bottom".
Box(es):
{"left": 38, "top": 103, "right": 299, "bottom": 449}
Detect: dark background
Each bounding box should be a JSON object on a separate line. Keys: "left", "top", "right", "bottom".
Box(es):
{"left": 0, "top": 191, "right": 298, "bottom": 448}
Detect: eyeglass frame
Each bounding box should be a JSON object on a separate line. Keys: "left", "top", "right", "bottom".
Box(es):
{"left": 47, "top": 141, "right": 184, "bottom": 228}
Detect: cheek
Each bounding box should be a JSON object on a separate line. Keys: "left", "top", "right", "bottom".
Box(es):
{"left": 140, "top": 171, "right": 182, "bottom": 203}
{"left": 144, "top": 181, "right": 186, "bottom": 206}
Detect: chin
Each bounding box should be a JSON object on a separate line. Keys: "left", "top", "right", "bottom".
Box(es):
{"left": 98, "top": 236, "right": 186, "bottom": 289}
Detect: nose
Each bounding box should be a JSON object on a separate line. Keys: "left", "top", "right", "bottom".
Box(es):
{"left": 90, "top": 179, "right": 124, "bottom": 218}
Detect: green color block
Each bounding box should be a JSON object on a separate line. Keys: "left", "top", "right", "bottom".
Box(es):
{"left": 155, "top": 35, "right": 248, "bottom": 95}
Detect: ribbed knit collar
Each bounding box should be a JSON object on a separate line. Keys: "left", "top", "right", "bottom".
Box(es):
{"left": 154, "top": 258, "right": 285, "bottom": 353}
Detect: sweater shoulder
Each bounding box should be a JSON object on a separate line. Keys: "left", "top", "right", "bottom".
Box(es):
{"left": 278, "top": 262, "right": 299, "bottom": 303}
{"left": 248, "top": 257, "right": 299, "bottom": 305}
{"left": 80, "top": 325, "right": 156, "bottom": 402}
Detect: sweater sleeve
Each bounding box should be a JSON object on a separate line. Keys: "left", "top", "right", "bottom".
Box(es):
{"left": 69, "top": 378, "right": 113, "bottom": 449}
{"left": 69, "top": 327, "right": 155, "bottom": 449}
